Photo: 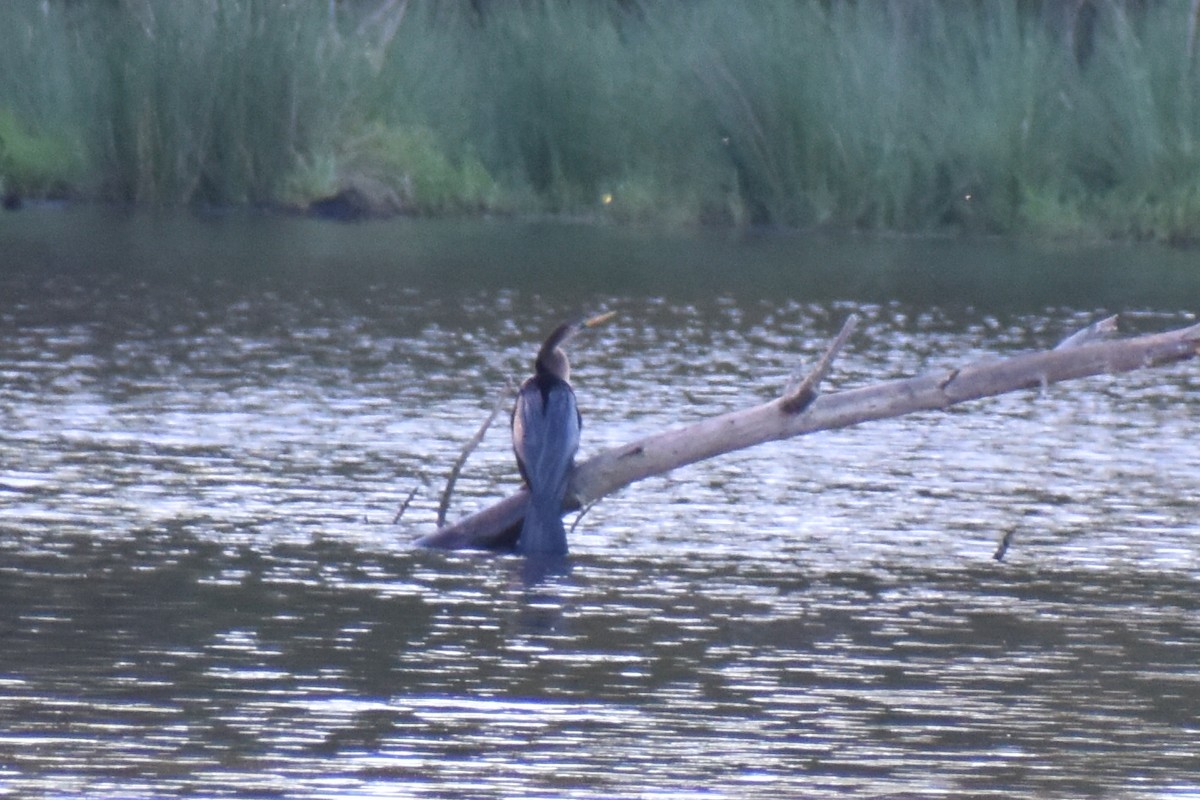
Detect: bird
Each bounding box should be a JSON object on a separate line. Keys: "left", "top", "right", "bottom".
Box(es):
{"left": 511, "top": 312, "right": 613, "bottom": 555}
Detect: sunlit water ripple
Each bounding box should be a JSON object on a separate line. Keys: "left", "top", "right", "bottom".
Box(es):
{"left": 1, "top": 220, "right": 1199, "bottom": 799}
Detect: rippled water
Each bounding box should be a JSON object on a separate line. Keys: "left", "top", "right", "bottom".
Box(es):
{"left": 2, "top": 210, "right": 1199, "bottom": 798}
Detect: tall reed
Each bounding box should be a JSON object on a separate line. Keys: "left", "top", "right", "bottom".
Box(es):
{"left": 1068, "top": 0, "right": 1200, "bottom": 241}
{"left": 3, "top": 0, "right": 1200, "bottom": 242}
{"left": 0, "top": 1, "right": 87, "bottom": 194}
{"left": 83, "top": 1, "right": 350, "bottom": 204}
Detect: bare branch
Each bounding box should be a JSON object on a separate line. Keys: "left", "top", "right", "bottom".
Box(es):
{"left": 436, "top": 382, "right": 516, "bottom": 527}
{"left": 1055, "top": 314, "right": 1118, "bottom": 350}
{"left": 416, "top": 319, "right": 1200, "bottom": 551}
{"left": 781, "top": 313, "right": 859, "bottom": 413}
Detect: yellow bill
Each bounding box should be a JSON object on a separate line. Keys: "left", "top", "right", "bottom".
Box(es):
{"left": 583, "top": 310, "right": 617, "bottom": 328}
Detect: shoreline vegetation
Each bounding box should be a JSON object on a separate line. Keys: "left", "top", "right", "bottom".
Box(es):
{"left": 3, "top": 0, "right": 1200, "bottom": 243}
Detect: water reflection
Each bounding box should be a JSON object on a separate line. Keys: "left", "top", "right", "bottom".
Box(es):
{"left": 3, "top": 539, "right": 1199, "bottom": 798}
{"left": 1, "top": 214, "right": 1199, "bottom": 798}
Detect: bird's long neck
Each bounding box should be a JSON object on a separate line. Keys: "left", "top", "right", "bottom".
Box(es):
{"left": 535, "top": 347, "right": 570, "bottom": 383}
{"left": 535, "top": 321, "right": 577, "bottom": 382}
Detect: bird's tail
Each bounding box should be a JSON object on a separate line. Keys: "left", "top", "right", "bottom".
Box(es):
{"left": 517, "top": 483, "right": 569, "bottom": 556}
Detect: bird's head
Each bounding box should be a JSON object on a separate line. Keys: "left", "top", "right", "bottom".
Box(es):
{"left": 534, "top": 311, "right": 615, "bottom": 380}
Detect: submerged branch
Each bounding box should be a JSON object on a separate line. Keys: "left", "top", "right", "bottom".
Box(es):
{"left": 415, "top": 319, "right": 1200, "bottom": 551}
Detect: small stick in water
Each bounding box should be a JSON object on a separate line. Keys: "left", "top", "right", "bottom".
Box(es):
{"left": 393, "top": 486, "right": 419, "bottom": 524}
{"left": 993, "top": 527, "right": 1017, "bottom": 561}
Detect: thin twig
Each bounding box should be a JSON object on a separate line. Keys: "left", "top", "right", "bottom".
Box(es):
{"left": 437, "top": 382, "right": 517, "bottom": 527}
{"left": 781, "top": 314, "right": 859, "bottom": 414}
{"left": 569, "top": 499, "right": 601, "bottom": 534}
{"left": 392, "top": 486, "right": 419, "bottom": 524}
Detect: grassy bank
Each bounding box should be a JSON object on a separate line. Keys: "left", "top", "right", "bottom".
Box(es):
{"left": 3, "top": 0, "right": 1200, "bottom": 242}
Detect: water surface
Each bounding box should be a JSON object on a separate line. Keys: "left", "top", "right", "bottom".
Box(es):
{"left": 1, "top": 209, "right": 1199, "bottom": 798}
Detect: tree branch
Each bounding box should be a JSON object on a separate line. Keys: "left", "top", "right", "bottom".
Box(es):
{"left": 1054, "top": 313, "right": 1118, "bottom": 349}
{"left": 415, "top": 319, "right": 1200, "bottom": 551}
{"left": 436, "top": 382, "right": 515, "bottom": 527}
{"left": 781, "top": 313, "right": 858, "bottom": 413}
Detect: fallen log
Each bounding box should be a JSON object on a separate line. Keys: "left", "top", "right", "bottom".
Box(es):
{"left": 415, "top": 317, "right": 1200, "bottom": 551}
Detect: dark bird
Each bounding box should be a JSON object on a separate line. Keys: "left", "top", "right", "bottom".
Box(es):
{"left": 512, "top": 312, "right": 613, "bottom": 555}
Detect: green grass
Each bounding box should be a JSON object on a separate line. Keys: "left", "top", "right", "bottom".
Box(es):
{"left": 0, "top": 2, "right": 85, "bottom": 197}
{"left": 0, "top": 107, "right": 82, "bottom": 196}
{"left": 82, "top": 1, "right": 349, "bottom": 204}
{"left": 3, "top": 0, "right": 1200, "bottom": 242}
